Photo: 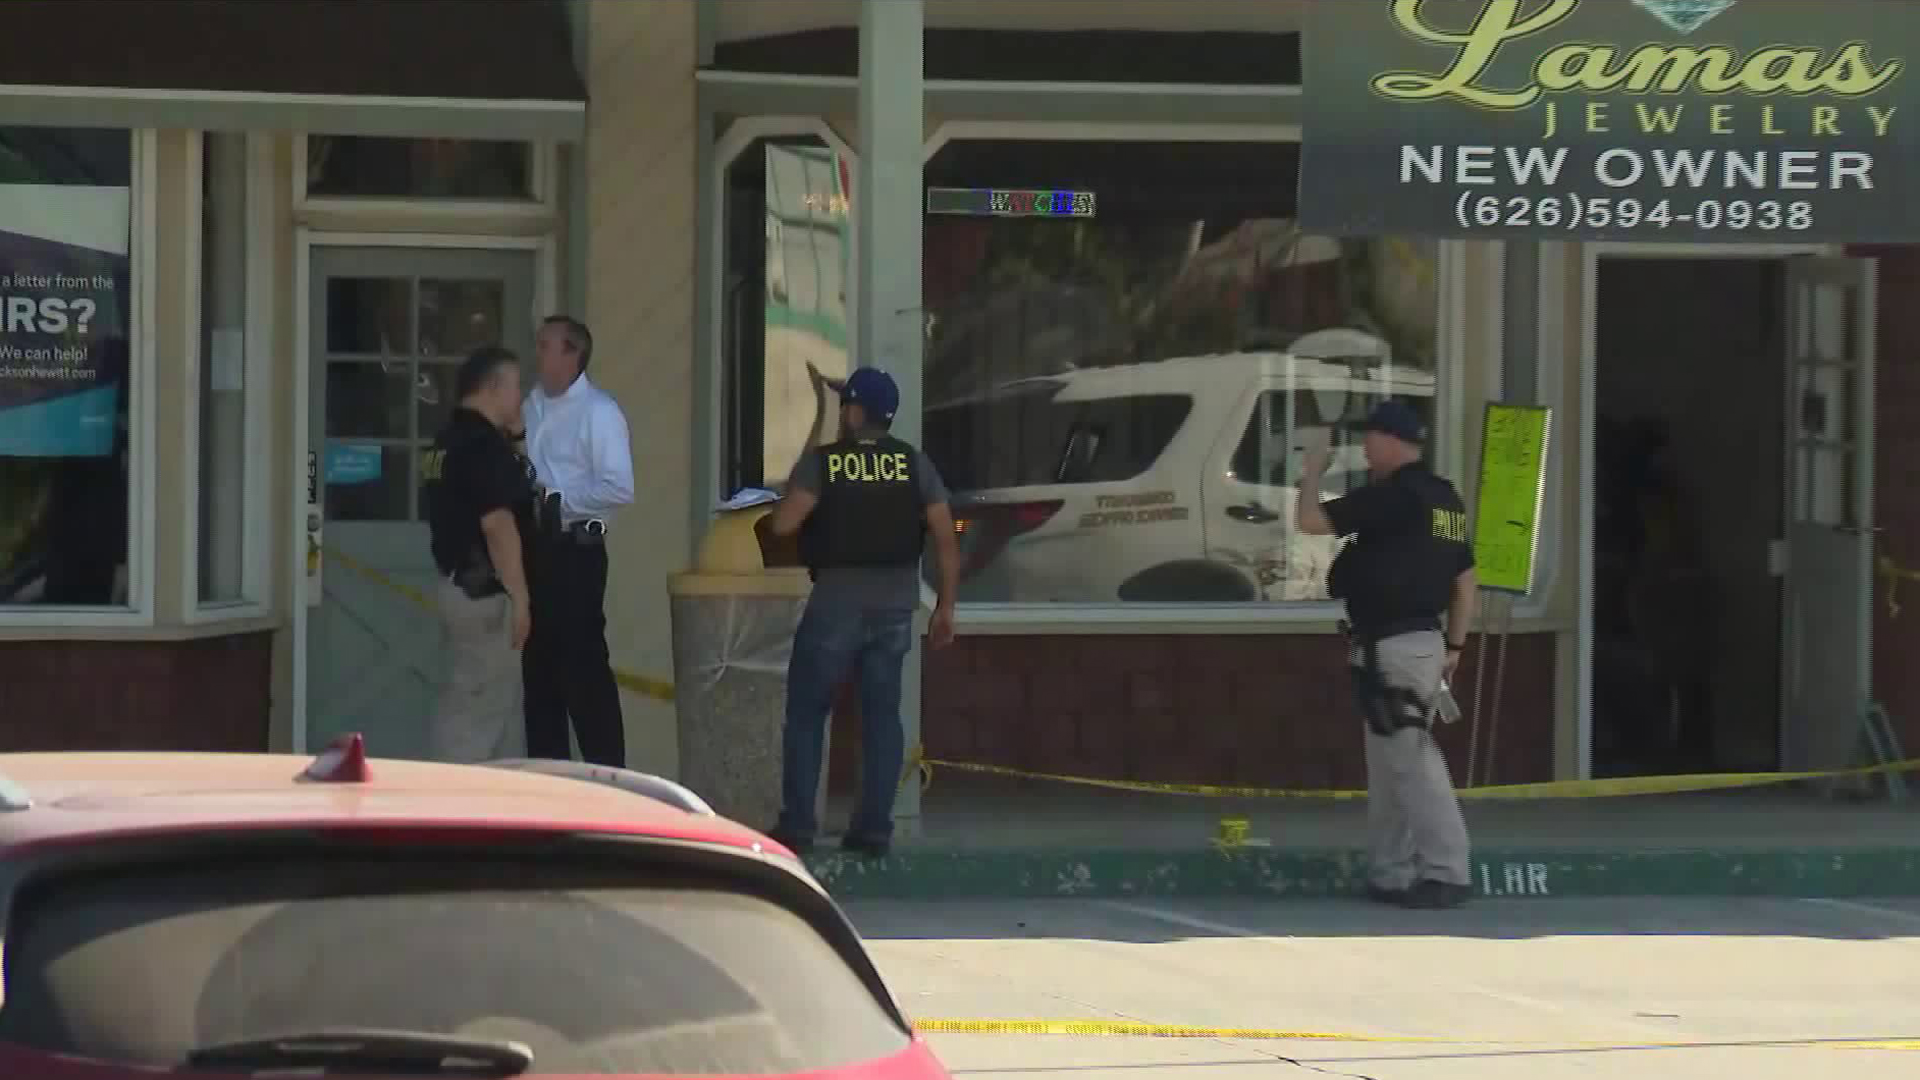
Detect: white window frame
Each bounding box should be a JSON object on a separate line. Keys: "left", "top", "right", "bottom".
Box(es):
{"left": 705, "top": 116, "right": 860, "bottom": 508}
{"left": 918, "top": 120, "right": 1473, "bottom": 629}
{"left": 0, "top": 128, "right": 158, "bottom": 629}
{"left": 292, "top": 133, "right": 559, "bottom": 224}
{"left": 183, "top": 131, "right": 276, "bottom": 622}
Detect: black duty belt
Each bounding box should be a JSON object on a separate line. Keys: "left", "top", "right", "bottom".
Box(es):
{"left": 545, "top": 518, "right": 607, "bottom": 547}
{"left": 447, "top": 565, "right": 505, "bottom": 600}
{"left": 1338, "top": 616, "right": 1441, "bottom": 645}
{"left": 1339, "top": 616, "right": 1442, "bottom": 737}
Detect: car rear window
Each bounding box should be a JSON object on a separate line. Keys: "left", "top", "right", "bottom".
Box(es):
{"left": 0, "top": 849, "right": 909, "bottom": 1076}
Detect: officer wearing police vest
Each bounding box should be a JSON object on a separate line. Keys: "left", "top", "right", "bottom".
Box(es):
{"left": 422, "top": 345, "right": 537, "bottom": 763}
{"left": 765, "top": 367, "right": 961, "bottom": 857}
{"left": 1296, "top": 400, "right": 1478, "bottom": 910}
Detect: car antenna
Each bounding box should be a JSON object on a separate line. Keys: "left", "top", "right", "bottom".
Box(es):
{"left": 302, "top": 733, "right": 370, "bottom": 783}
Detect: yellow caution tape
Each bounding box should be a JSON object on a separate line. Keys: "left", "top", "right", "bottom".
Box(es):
{"left": 1879, "top": 555, "right": 1920, "bottom": 619}
{"left": 910, "top": 1018, "right": 1920, "bottom": 1050}
{"left": 909, "top": 752, "right": 1920, "bottom": 801}
{"left": 322, "top": 548, "right": 675, "bottom": 703}
{"left": 916, "top": 1019, "right": 1426, "bottom": 1043}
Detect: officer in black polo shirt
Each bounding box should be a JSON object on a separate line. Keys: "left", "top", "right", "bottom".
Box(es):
{"left": 764, "top": 367, "right": 962, "bottom": 857}
{"left": 1296, "top": 400, "right": 1478, "bottom": 909}
{"left": 422, "top": 345, "right": 537, "bottom": 763}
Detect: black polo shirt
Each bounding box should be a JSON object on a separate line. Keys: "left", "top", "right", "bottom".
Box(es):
{"left": 1323, "top": 461, "right": 1473, "bottom": 632}
{"left": 425, "top": 408, "right": 533, "bottom": 576}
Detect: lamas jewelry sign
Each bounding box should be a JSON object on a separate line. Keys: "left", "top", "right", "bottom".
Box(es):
{"left": 1299, "top": 0, "right": 1920, "bottom": 241}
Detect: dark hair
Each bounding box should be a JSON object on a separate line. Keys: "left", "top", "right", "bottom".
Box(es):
{"left": 455, "top": 345, "right": 519, "bottom": 401}
{"left": 542, "top": 314, "right": 594, "bottom": 372}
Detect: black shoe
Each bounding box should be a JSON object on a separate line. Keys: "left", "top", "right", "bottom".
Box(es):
{"left": 1401, "top": 879, "right": 1473, "bottom": 909}
{"left": 840, "top": 833, "right": 892, "bottom": 858}
{"left": 765, "top": 826, "right": 813, "bottom": 856}
{"left": 1366, "top": 882, "right": 1411, "bottom": 906}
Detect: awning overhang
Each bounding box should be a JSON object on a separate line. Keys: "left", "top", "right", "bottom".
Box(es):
{"left": 697, "top": 70, "right": 1303, "bottom": 130}
{"left": 0, "top": 86, "right": 585, "bottom": 143}
{"left": 0, "top": 0, "right": 586, "bottom": 142}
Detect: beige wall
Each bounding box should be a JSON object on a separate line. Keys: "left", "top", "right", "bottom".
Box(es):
{"left": 585, "top": 0, "right": 699, "bottom": 776}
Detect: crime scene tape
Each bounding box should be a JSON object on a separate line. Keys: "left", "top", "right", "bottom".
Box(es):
{"left": 905, "top": 750, "right": 1920, "bottom": 801}
{"left": 1879, "top": 555, "right": 1920, "bottom": 619}
{"left": 321, "top": 548, "right": 676, "bottom": 703}
{"left": 908, "top": 1019, "right": 1920, "bottom": 1050}
{"left": 325, "top": 547, "right": 1918, "bottom": 803}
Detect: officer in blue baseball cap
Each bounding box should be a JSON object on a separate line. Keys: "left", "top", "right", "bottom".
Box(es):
{"left": 1349, "top": 398, "right": 1428, "bottom": 445}
{"left": 1295, "top": 397, "right": 1479, "bottom": 910}
{"left": 764, "top": 366, "right": 962, "bottom": 858}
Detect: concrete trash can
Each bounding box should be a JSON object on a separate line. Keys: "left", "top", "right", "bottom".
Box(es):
{"left": 666, "top": 505, "right": 814, "bottom": 829}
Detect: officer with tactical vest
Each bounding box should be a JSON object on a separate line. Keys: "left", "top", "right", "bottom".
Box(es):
{"left": 1296, "top": 400, "right": 1478, "bottom": 909}
{"left": 765, "top": 367, "right": 961, "bottom": 857}
{"left": 422, "top": 345, "right": 537, "bottom": 763}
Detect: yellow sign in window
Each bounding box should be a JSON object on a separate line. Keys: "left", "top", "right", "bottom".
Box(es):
{"left": 1472, "top": 403, "right": 1552, "bottom": 596}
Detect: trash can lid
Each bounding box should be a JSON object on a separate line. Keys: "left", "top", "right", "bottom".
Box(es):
{"left": 666, "top": 506, "right": 813, "bottom": 598}
{"left": 693, "top": 506, "right": 772, "bottom": 573}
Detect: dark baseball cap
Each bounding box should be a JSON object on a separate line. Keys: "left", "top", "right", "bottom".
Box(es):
{"left": 1347, "top": 399, "right": 1427, "bottom": 444}
{"left": 840, "top": 367, "right": 900, "bottom": 421}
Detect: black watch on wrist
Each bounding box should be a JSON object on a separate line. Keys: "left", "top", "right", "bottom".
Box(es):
{"left": 1446, "top": 641, "right": 1465, "bottom": 652}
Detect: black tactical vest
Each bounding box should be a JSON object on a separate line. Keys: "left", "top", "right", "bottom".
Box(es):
{"left": 1326, "top": 463, "right": 1471, "bottom": 636}
{"left": 799, "top": 435, "right": 926, "bottom": 571}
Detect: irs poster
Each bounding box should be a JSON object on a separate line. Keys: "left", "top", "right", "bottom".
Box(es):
{"left": 0, "top": 183, "right": 132, "bottom": 457}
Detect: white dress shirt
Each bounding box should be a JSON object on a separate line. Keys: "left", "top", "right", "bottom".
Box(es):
{"left": 523, "top": 373, "right": 636, "bottom": 526}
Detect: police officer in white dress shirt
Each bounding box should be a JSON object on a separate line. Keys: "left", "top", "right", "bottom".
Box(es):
{"left": 521, "top": 315, "right": 635, "bottom": 765}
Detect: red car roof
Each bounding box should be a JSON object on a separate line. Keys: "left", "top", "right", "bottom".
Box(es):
{"left": 0, "top": 751, "right": 781, "bottom": 853}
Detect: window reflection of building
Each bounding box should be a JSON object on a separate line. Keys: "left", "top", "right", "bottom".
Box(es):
{"left": 919, "top": 139, "right": 1441, "bottom": 606}
{"left": 719, "top": 137, "right": 853, "bottom": 497}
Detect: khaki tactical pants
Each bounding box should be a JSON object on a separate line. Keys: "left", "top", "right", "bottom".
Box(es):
{"left": 430, "top": 578, "right": 526, "bottom": 764}
{"left": 1351, "top": 629, "right": 1472, "bottom": 890}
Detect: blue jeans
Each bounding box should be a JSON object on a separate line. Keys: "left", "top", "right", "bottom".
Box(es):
{"left": 778, "top": 602, "right": 913, "bottom": 841}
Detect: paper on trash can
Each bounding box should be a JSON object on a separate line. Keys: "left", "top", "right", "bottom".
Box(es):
{"left": 717, "top": 488, "right": 780, "bottom": 511}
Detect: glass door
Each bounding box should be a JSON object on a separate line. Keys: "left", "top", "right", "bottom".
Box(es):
{"left": 1781, "top": 256, "right": 1877, "bottom": 773}
{"left": 305, "top": 246, "right": 536, "bottom": 758}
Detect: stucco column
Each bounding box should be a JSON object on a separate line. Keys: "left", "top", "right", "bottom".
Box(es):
{"left": 582, "top": 0, "right": 696, "bottom": 775}
{"left": 856, "top": 0, "right": 927, "bottom": 831}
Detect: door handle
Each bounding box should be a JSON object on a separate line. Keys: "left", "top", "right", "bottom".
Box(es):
{"left": 1227, "top": 503, "right": 1281, "bottom": 524}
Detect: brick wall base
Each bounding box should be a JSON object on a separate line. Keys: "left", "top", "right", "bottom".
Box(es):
{"left": 829, "top": 632, "right": 1558, "bottom": 796}
{"left": 0, "top": 633, "right": 273, "bottom": 753}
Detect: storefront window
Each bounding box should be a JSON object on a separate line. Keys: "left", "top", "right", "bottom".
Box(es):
{"left": 305, "top": 136, "right": 533, "bottom": 200}
{"left": 922, "top": 139, "right": 1441, "bottom": 606}
{"left": 0, "top": 127, "right": 135, "bottom": 608}
{"left": 719, "top": 134, "right": 853, "bottom": 497}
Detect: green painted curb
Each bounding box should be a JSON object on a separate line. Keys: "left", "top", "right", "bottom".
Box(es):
{"left": 801, "top": 848, "right": 1920, "bottom": 900}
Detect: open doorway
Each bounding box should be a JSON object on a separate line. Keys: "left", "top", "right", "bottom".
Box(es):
{"left": 1592, "top": 257, "right": 1785, "bottom": 778}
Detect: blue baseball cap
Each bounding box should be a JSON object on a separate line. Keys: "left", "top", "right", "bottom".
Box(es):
{"left": 1347, "top": 399, "right": 1427, "bottom": 444}
{"left": 840, "top": 367, "right": 900, "bottom": 422}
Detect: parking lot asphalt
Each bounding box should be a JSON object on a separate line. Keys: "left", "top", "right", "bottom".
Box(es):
{"left": 846, "top": 896, "right": 1920, "bottom": 1080}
